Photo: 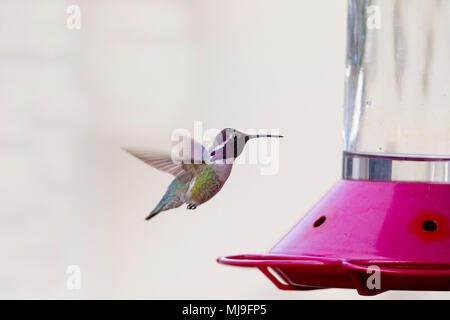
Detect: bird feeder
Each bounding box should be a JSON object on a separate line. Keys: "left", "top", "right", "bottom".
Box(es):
{"left": 217, "top": 0, "right": 450, "bottom": 295}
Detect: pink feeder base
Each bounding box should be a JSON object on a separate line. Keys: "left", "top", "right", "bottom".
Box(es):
{"left": 217, "top": 180, "right": 450, "bottom": 295}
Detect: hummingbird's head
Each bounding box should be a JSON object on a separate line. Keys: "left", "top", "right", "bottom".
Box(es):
{"left": 209, "top": 128, "right": 283, "bottom": 162}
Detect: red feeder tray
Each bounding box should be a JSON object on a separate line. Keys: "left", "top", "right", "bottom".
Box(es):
{"left": 218, "top": 180, "right": 450, "bottom": 295}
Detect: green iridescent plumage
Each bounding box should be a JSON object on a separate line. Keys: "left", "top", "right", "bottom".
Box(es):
{"left": 190, "top": 165, "right": 222, "bottom": 203}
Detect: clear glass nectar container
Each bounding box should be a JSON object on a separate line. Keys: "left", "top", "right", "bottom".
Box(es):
{"left": 343, "top": 0, "right": 450, "bottom": 183}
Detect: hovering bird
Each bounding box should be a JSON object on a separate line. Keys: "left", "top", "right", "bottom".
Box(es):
{"left": 124, "top": 128, "right": 282, "bottom": 220}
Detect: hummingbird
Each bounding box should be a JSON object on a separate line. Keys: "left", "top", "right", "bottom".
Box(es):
{"left": 124, "top": 128, "right": 282, "bottom": 220}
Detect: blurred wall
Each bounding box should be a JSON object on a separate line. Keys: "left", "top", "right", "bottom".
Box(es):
{"left": 0, "top": 0, "right": 446, "bottom": 299}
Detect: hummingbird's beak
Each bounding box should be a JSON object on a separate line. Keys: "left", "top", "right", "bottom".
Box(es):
{"left": 244, "top": 133, "right": 283, "bottom": 143}
{"left": 247, "top": 134, "right": 284, "bottom": 139}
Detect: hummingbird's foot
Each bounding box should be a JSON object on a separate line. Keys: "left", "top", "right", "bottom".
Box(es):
{"left": 187, "top": 203, "right": 197, "bottom": 210}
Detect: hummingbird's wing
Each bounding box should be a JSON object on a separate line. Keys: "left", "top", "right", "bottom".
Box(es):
{"left": 123, "top": 148, "right": 186, "bottom": 176}
{"left": 123, "top": 137, "right": 208, "bottom": 181}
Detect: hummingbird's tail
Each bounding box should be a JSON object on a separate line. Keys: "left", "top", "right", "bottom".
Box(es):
{"left": 145, "top": 179, "right": 186, "bottom": 221}
{"left": 146, "top": 199, "right": 184, "bottom": 220}
{"left": 145, "top": 203, "right": 165, "bottom": 220}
